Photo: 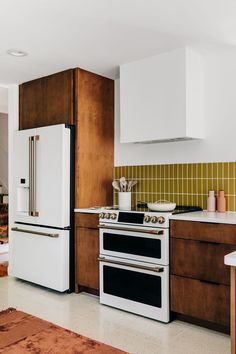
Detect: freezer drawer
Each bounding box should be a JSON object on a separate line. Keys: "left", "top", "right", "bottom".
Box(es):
{"left": 9, "top": 225, "right": 69, "bottom": 292}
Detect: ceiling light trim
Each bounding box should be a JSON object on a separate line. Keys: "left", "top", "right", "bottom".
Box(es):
{"left": 6, "top": 49, "right": 28, "bottom": 57}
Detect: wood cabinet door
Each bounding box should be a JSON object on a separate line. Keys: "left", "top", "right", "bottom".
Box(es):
{"left": 75, "top": 213, "right": 99, "bottom": 229}
{"left": 171, "top": 275, "right": 230, "bottom": 327}
{"left": 171, "top": 220, "right": 236, "bottom": 244}
{"left": 75, "top": 68, "right": 114, "bottom": 208}
{"left": 44, "top": 69, "right": 74, "bottom": 127}
{"left": 19, "top": 79, "right": 44, "bottom": 129}
{"left": 75, "top": 227, "right": 99, "bottom": 290}
{"left": 19, "top": 69, "right": 74, "bottom": 130}
{"left": 171, "top": 238, "right": 235, "bottom": 285}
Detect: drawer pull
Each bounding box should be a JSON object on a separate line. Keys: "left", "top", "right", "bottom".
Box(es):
{"left": 98, "top": 257, "right": 164, "bottom": 273}
{"left": 200, "top": 279, "right": 220, "bottom": 286}
{"left": 199, "top": 240, "right": 220, "bottom": 245}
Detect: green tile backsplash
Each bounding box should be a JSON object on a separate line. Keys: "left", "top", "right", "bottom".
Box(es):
{"left": 114, "top": 162, "right": 236, "bottom": 211}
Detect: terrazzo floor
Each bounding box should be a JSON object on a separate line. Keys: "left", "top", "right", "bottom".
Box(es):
{"left": 0, "top": 276, "right": 230, "bottom": 354}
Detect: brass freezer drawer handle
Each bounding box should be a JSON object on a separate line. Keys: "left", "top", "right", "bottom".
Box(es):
{"left": 98, "top": 257, "right": 164, "bottom": 273}
{"left": 11, "top": 227, "right": 59, "bottom": 238}
{"left": 98, "top": 224, "right": 164, "bottom": 235}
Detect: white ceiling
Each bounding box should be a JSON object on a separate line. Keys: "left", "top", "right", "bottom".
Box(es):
{"left": 0, "top": 0, "right": 236, "bottom": 84}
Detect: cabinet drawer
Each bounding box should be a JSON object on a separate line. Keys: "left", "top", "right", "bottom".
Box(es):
{"left": 171, "top": 238, "right": 235, "bottom": 285}
{"left": 171, "top": 220, "right": 236, "bottom": 244}
{"left": 75, "top": 213, "right": 99, "bottom": 229}
{"left": 171, "top": 275, "right": 230, "bottom": 326}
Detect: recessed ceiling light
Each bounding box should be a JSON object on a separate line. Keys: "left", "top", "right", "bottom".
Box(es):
{"left": 6, "top": 49, "right": 28, "bottom": 57}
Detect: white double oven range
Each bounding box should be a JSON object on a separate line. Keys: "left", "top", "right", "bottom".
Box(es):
{"left": 98, "top": 206, "right": 201, "bottom": 323}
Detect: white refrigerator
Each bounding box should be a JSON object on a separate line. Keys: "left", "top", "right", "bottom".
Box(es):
{"left": 9, "top": 124, "right": 74, "bottom": 292}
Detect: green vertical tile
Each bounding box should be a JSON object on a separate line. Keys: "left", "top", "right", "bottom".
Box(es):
{"left": 207, "top": 163, "right": 213, "bottom": 178}
{"left": 229, "top": 162, "right": 235, "bottom": 178}
{"left": 156, "top": 165, "right": 160, "bottom": 178}
{"left": 218, "top": 162, "right": 223, "bottom": 179}
{"left": 212, "top": 163, "right": 217, "bottom": 178}
{"left": 229, "top": 178, "right": 235, "bottom": 195}
{"left": 223, "top": 162, "right": 229, "bottom": 179}
{"left": 202, "top": 163, "right": 207, "bottom": 179}
{"left": 183, "top": 164, "right": 187, "bottom": 178}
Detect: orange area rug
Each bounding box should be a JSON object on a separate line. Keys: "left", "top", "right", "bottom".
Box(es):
{"left": 0, "top": 308, "right": 128, "bottom": 353}
{"left": 0, "top": 262, "right": 8, "bottom": 277}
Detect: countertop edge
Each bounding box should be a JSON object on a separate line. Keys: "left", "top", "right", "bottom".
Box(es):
{"left": 74, "top": 208, "right": 103, "bottom": 214}
{"left": 224, "top": 251, "right": 236, "bottom": 266}
{"left": 170, "top": 211, "right": 236, "bottom": 225}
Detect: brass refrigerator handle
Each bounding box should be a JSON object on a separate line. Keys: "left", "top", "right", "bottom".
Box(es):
{"left": 32, "top": 135, "right": 39, "bottom": 217}
{"left": 98, "top": 224, "right": 164, "bottom": 235}
{"left": 11, "top": 227, "right": 59, "bottom": 238}
{"left": 98, "top": 257, "right": 164, "bottom": 273}
{"left": 29, "top": 135, "right": 39, "bottom": 217}
{"left": 28, "top": 137, "right": 33, "bottom": 216}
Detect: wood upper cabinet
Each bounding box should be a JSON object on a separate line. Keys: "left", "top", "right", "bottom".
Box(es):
{"left": 75, "top": 68, "right": 114, "bottom": 208}
{"left": 19, "top": 78, "right": 44, "bottom": 129}
{"left": 19, "top": 69, "right": 74, "bottom": 129}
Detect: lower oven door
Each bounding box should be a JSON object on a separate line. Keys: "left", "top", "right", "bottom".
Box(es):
{"left": 99, "top": 255, "right": 169, "bottom": 323}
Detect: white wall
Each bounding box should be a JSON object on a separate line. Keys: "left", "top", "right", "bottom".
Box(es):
{"left": 115, "top": 46, "right": 236, "bottom": 166}
{"left": 0, "top": 113, "right": 8, "bottom": 191}
{"left": 8, "top": 85, "right": 19, "bottom": 232}
{"left": 0, "top": 87, "right": 8, "bottom": 114}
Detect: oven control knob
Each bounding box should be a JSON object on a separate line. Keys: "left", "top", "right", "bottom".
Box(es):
{"left": 110, "top": 213, "right": 117, "bottom": 220}
{"left": 151, "top": 216, "right": 158, "bottom": 223}
{"left": 99, "top": 212, "right": 105, "bottom": 219}
{"left": 105, "top": 213, "right": 111, "bottom": 219}
{"left": 157, "top": 216, "right": 165, "bottom": 224}
{"left": 144, "top": 215, "right": 151, "bottom": 223}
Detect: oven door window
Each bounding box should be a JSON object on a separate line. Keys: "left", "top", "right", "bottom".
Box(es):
{"left": 103, "top": 232, "right": 161, "bottom": 259}
{"left": 103, "top": 265, "right": 162, "bottom": 307}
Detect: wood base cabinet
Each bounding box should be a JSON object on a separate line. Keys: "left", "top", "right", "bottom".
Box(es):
{"left": 171, "top": 275, "right": 230, "bottom": 327}
{"left": 75, "top": 213, "right": 99, "bottom": 295}
{"left": 170, "top": 220, "right": 236, "bottom": 332}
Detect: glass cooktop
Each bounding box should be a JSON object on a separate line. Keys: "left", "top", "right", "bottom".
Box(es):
{"left": 103, "top": 204, "right": 202, "bottom": 214}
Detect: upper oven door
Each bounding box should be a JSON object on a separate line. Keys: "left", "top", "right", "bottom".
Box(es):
{"left": 99, "top": 225, "right": 169, "bottom": 266}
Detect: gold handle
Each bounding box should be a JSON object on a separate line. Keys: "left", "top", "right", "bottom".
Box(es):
{"left": 98, "top": 257, "right": 164, "bottom": 273}
{"left": 29, "top": 135, "right": 39, "bottom": 217}
{"left": 98, "top": 224, "right": 164, "bottom": 235}
{"left": 32, "top": 135, "right": 39, "bottom": 217}
{"left": 11, "top": 227, "right": 59, "bottom": 238}
{"left": 28, "top": 137, "right": 33, "bottom": 216}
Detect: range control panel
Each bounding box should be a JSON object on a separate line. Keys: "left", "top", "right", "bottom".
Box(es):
{"left": 99, "top": 211, "right": 168, "bottom": 227}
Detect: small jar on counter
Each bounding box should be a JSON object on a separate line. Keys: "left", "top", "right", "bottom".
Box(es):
{"left": 207, "top": 190, "right": 216, "bottom": 212}
{"left": 217, "top": 190, "right": 226, "bottom": 213}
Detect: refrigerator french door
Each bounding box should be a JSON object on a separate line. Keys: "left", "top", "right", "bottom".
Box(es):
{"left": 9, "top": 124, "right": 74, "bottom": 292}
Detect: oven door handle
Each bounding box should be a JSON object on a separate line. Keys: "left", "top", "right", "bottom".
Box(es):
{"left": 98, "top": 257, "right": 164, "bottom": 273}
{"left": 98, "top": 224, "right": 164, "bottom": 235}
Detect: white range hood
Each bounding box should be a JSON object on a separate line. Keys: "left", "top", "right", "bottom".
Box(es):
{"left": 120, "top": 47, "right": 205, "bottom": 144}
